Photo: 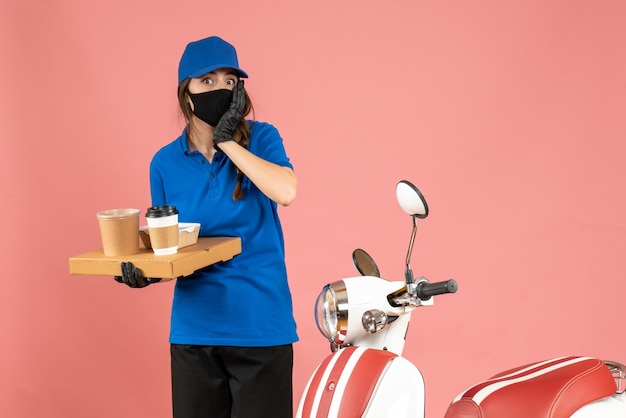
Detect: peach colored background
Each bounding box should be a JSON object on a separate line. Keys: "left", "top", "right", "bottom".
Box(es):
{"left": 2, "top": 0, "right": 625, "bottom": 417}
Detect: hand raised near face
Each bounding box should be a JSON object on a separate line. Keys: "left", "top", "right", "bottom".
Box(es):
{"left": 213, "top": 80, "right": 246, "bottom": 147}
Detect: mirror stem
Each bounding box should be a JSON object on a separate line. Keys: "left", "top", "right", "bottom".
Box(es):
{"left": 405, "top": 215, "right": 418, "bottom": 285}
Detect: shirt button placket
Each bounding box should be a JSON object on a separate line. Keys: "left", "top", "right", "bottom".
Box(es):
{"left": 209, "top": 164, "right": 219, "bottom": 197}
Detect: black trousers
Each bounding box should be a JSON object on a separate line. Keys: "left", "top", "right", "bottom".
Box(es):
{"left": 171, "top": 344, "right": 293, "bottom": 418}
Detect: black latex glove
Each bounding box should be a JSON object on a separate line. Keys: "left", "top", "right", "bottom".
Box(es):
{"left": 213, "top": 80, "right": 246, "bottom": 147}
{"left": 114, "top": 262, "right": 161, "bottom": 288}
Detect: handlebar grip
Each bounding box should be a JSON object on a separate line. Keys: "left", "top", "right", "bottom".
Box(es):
{"left": 416, "top": 279, "right": 458, "bottom": 301}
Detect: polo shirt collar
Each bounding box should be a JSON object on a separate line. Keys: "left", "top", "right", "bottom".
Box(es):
{"left": 181, "top": 127, "right": 192, "bottom": 155}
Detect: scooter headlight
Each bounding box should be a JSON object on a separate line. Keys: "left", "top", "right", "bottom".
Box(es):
{"left": 314, "top": 281, "right": 348, "bottom": 345}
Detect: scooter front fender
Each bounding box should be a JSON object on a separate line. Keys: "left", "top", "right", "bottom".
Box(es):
{"left": 297, "top": 346, "right": 425, "bottom": 418}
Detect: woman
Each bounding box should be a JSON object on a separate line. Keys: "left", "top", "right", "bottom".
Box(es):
{"left": 116, "top": 35, "right": 298, "bottom": 418}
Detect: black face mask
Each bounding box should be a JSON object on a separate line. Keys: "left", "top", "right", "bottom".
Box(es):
{"left": 188, "top": 89, "right": 232, "bottom": 127}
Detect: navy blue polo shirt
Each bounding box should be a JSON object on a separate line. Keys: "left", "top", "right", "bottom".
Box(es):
{"left": 149, "top": 121, "right": 298, "bottom": 346}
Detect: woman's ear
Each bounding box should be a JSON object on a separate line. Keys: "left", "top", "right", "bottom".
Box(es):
{"left": 186, "top": 94, "right": 194, "bottom": 112}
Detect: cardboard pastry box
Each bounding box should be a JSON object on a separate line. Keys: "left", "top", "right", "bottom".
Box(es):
{"left": 69, "top": 237, "right": 241, "bottom": 279}
{"left": 139, "top": 222, "right": 201, "bottom": 250}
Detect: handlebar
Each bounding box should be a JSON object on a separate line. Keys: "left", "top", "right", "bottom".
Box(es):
{"left": 416, "top": 279, "right": 458, "bottom": 301}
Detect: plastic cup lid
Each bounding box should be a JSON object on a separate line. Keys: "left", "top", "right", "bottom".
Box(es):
{"left": 96, "top": 208, "right": 140, "bottom": 220}
{"left": 145, "top": 205, "right": 179, "bottom": 218}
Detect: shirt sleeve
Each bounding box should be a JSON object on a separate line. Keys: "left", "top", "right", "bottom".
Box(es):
{"left": 249, "top": 122, "right": 294, "bottom": 170}
{"left": 149, "top": 155, "right": 167, "bottom": 206}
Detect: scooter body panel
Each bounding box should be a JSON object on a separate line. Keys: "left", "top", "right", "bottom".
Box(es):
{"left": 296, "top": 346, "right": 425, "bottom": 418}
{"left": 340, "top": 277, "right": 415, "bottom": 355}
{"left": 571, "top": 392, "right": 626, "bottom": 417}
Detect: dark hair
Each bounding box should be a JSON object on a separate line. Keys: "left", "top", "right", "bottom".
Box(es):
{"left": 177, "top": 79, "right": 254, "bottom": 200}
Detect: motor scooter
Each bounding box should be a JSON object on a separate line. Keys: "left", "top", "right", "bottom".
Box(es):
{"left": 296, "top": 180, "right": 626, "bottom": 418}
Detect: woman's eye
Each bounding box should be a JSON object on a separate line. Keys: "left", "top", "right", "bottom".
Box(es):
{"left": 226, "top": 79, "right": 236, "bottom": 85}
{"left": 202, "top": 79, "right": 214, "bottom": 84}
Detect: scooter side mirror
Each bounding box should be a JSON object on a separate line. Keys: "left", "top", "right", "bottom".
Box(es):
{"left": 396, "top": 180, "right": 429, "bottom": 218}
{"left": 352, "top": 248, "right": 381, "bottom": 278}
